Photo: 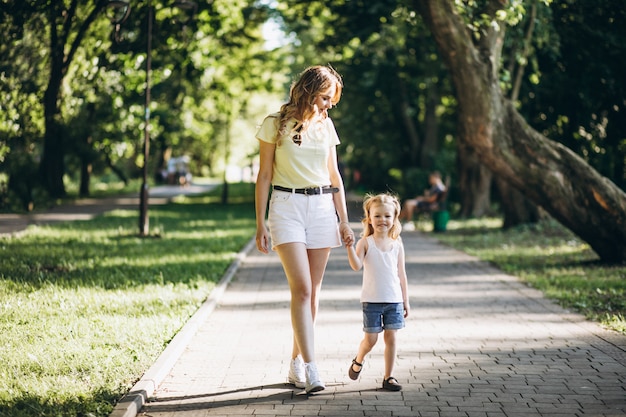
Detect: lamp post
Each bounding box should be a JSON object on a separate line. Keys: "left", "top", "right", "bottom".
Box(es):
{"left": 138, "top": 0, "right": 153, "bottom": 237}
{"left": 107, "top": 0, "right": 196, "bottom": 237}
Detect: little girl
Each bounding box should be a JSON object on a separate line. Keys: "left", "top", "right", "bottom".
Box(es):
{"left": 346, "top": 193, "right": 410, "bottom": 391}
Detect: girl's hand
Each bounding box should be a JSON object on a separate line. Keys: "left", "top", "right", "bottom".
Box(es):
{"left": 340, "top": 222, "right": 354, "bottom": 247}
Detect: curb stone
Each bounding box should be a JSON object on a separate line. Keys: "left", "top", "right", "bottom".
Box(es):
{"left": 109, "top": 237, "right": 256, "bottom": 417}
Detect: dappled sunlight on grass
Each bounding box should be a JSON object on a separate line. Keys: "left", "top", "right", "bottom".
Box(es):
{"left": 101, "top": 250, "right": 234, "bottom": 268}
{"left": 446, "top": 217, "right": 503, "bottom": 231}
{"left": 436, "top": 218, "right": 625, "bottom": 334}
{"left": 0, "top": 183, "right": 256, "bottom": 416}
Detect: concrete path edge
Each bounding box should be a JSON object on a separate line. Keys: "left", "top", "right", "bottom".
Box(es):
{"left": 109, "top": 236, "right": 257, "bottom": 417}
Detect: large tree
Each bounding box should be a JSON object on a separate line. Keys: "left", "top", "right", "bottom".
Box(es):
{"left": 416, "top": 0, "right": 626, "bottom": 262}
{"left": 39, "top": 0, "right": 108, "bottom": 198}
{"left": 276, "top": 1, "right": 459, "bottom": 196}
{"left": 1, "top": 0, "right": 277, "bottom": 207}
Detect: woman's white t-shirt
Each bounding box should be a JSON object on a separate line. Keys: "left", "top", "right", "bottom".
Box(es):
{"left": 256, "top": 113, "right": 340, "bottom": 189}
{"left": 361, "top": 236, "right": 404, "bottom": 303}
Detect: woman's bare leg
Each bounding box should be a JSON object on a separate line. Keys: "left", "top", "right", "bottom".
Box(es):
{"left": 277, "top": 244, "right": 330, "bottom": 363}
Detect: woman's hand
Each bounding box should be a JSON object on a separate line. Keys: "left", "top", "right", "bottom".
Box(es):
{"left": 340, "top": 222, "right": 355, "bottom": 247}
{"left": 256, "top": 225, "right": 270, "bottom": 254}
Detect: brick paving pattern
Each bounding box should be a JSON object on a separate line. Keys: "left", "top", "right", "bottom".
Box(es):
{"left": 7, "top": 188, "right": 620, "bottom": 417}
{"left": 137, "top": 228, "right": 626, "bottom": 417}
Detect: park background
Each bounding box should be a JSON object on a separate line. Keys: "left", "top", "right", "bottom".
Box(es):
{"left": 1, "top": 0, "right": 625, "bottom": 416}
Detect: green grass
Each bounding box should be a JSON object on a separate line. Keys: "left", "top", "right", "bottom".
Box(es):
{"left": 3, "top": 188, "right": 624, "bottom": 416}
{"left": 0, "top": 182, "right": 256, "bottom": 417}
{"left": 431, "top": 217, "right": 626, "bottom": 334}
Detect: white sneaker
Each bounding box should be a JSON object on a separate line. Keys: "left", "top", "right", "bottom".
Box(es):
{"left": 402, "top": 222, "right": 415, "bottom": 231}
{"left": 304, "top": 362, "right": 325, "bottom": 393}
{"left": 287, "top": 356, "right": 305, "bottom": 388}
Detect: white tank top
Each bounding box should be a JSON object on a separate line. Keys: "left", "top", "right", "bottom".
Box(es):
{"left": 361, "top": 236, "right": 403, "bottom": 303}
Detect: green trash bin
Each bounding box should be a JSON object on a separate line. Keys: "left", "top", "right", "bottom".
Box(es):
{"left": 432, "top": 210, "right": 449, "bottom": 232}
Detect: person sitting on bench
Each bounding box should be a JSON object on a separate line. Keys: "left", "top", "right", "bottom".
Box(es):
{"left": 399, "top": 171, "right": 446, "bottom": 230}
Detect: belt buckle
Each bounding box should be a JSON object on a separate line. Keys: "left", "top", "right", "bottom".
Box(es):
{"left": 304, "top": 187, "right": 320, "bottom": 196}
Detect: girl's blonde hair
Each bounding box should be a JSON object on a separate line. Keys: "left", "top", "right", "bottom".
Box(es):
{"left": 277, "top": 65, "right": 343, "bottom": 138}
{"left": 361, "top": 193, "right": 402, "bottom": 239}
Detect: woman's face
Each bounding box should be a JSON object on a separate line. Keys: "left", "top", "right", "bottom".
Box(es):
{"left": 313, "top": 84, "right": 337, "bottom": 116}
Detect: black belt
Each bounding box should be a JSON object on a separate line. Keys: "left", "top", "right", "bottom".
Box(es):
{"left": 273, "top": 185, "right": 339, "bottom": 195}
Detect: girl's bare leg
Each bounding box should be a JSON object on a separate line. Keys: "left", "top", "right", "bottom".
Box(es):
{"left": 383, "top": 329, "right": 397, "bottom": 379}
{"left": 352, "top": 332, "right": 378, "bottom": 372}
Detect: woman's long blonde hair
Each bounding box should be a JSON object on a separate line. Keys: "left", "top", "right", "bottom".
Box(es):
{"left": 361, "top": 193, "right": 402, "bottom": 239}
{"left": 276, "top": 65, "right": 343, "bottom": 138}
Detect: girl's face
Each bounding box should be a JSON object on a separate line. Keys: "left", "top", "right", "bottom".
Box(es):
{"left": 368, "top": 202, "right": 396, "bottom": 233}
{"left": 313, "top": 84, "right": 336, "bottom": 116}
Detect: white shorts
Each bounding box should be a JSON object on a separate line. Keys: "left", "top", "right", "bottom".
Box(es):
{"left": 267, "top": 190, "right": 341, "bottom": 250}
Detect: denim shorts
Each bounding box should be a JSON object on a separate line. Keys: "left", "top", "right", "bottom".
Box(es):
{"left": 362, "top": 302, "right": 405, "bottom": 333}
{"left": 267, "top": 190, "right": 341, "bottom": 250}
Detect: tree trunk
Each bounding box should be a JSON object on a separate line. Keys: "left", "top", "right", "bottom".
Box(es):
{"left": 420, "top": 81, "right": 440, "bottom": 169}
{"left": 80, "top": 159, "right": 92, "bottom": 197}
{"left": 394, "top": 73, "right": 421, "bottom": 166}
{"left": 498, "top": 2, "right": 541, "bottom": 227}
{"left": 495, "top": 178, "right": 543, "bottom": 229}
{"left": 40, "top": 33, "right": 67, "bottom": 198}
{"left": 40, "top": 116, "right": 66, "bottom": 198}
{"left": 39, "top": 1, "right": 106, "bottom": 198}
{"left": 457, "top": 142, "right": 492, "bottom": 218}
{"left": 417, "top": 0, "right": 626, "bottom": 262}
{"left": 79, "top": 133, "right": 95, "bottom": 198}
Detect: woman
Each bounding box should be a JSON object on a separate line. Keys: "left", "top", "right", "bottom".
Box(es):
{"left": 255, "top": 65, "right": 354, "bottom": 393}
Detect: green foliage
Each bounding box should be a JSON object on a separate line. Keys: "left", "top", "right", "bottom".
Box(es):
{"left": 437, "top": 218, "right": 626, "bottom": 334}
{"left": 0, "top": 183, "right": 256, "bottom": 416}
{"left": 518, "top": 1, "right": 626, "bottom": 189}
{"left": 278, "top": 1, "right": 458, "bottom": 196}
{"left": 468, "top": 0, "right": 626, "bottom": 192}
{"left": 0, "top": 3, "right": 49, "bottom": 210}
{"left": 3, "top": 0, "right": 625, "bottom": 214}
{"left": 274, "top": 0, "right": 626, "bottom": 219}
{"left": 96, "top": 0, "right": 281, "bottom": 179}
{"left": 0, "top": 0, "right": 285, "bottom": 208}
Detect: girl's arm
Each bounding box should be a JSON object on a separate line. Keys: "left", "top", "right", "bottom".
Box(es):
{"left": 397, "top": 239, "right": 410, "bottom": 317}
{"left": 328, "top": 146, "right": 354, "bottom": 247}
{"left": 347, "top": 237, "right": 366, "bottom": 271}
{"left": 255, "top": 140, "right": 275, "bottom": 254}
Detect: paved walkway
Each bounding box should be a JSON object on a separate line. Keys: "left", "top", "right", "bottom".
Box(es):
{"left": 124, "top": 222, "right": 625, "bottom": 416}
{"left": 0, "top": 184, "right": 216, "bottom": 236}
{"left": 3, "top": 189, "right": 624, "bottom": 416}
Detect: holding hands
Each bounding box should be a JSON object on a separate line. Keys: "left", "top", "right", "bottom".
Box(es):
{"left": 340, "top": 222, "right": 355, "bottom": 247}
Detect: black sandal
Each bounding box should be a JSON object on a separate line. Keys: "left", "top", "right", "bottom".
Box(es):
{"left": 382, "top": 376, "right": 402, "bottom": 391}
{"left": 348, "top": 358, "right": 363, "bottom": 380}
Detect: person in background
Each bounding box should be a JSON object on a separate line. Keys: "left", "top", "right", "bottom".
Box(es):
{"left": 346, "top": 193, "right": 410, "bottom": 391}
{"left": 255, "top": 65, "right": 355, "bottom": 394}
{"left": 399, "top": 171, "right": 446, "bottom": 231}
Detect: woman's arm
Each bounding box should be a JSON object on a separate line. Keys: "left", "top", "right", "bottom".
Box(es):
{"left": 328, "top": 146, "right": 354, "bottom": 246}
{"left": 255, "top": 140, "right": 275, "bottom": 254}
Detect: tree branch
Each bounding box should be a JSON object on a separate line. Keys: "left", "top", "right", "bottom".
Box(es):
{"left": 417, "top": 0, "right": 626, "bottom": 261}
{"left": 64, "top": 0, "right": 107, "bottom": 70}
